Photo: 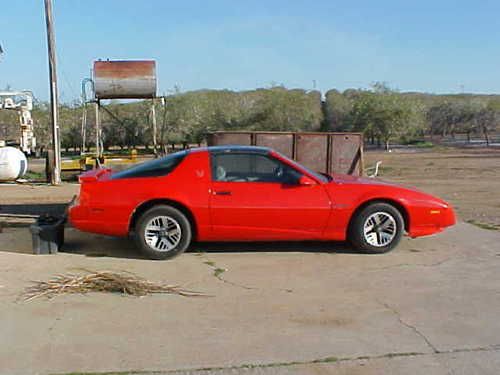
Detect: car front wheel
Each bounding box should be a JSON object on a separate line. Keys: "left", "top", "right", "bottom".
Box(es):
{"left": 349, "top": 202, "right": 404, "bottom": 254}
{"left": 135, "top": 205, "right": 192, "bottom": 260}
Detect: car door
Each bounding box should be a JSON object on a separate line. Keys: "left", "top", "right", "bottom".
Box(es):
{"left": 208, "top": 151, "right": 332, "bottom": 240}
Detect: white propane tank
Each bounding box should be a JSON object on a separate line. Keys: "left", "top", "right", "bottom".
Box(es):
{"left": 0, "top": 147, "right": 28, "bottom": 181}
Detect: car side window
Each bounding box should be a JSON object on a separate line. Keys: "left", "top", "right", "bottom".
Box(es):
{"left": 211, "top": 153, "right": 302, "bottom": 184}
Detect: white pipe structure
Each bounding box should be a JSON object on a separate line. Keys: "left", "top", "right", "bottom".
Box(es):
{"left": 0, "top": 91, "right": 36, "bottom": 154}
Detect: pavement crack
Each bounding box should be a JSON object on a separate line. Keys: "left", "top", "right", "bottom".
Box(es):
{"left": 443, "top": 343, "right": 500, "bottom": 354}
{"left": 202, "top": 258, "right": 257, "bottom": 290}
{"left": 378, "top": 300, "right": 439, "bottom": 354}
{"left": 69, "top": 345, "right": 500, "bottom": 374}
{"left": 369, "top": 257, "right": 452, "bottom": 271}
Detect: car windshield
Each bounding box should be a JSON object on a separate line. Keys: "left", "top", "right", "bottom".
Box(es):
{"left": 274, "top": 151, "right": 329, "bottom": 183}
{"left": 111, "top": 150, "right": 187, "bottom": 179}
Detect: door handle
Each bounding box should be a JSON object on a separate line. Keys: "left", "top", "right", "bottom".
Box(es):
{"left": 214, "top": 191, "right": 232, "bottom": 196}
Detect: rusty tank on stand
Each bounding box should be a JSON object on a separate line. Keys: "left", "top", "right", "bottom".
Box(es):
{"left": 93, "top": 60, "right": 157, "bottom": 99}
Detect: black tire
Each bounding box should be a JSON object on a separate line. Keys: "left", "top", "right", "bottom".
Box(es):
{"left": 134, "top": 205, "right": 192, "bottom": 260}
{"left": 348, "top": 202, "right": 404, "bottom": 254}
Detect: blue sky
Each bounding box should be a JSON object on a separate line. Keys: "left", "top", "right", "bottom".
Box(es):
{"left": 1, "top": 0, "right": 499, "bottom": 102}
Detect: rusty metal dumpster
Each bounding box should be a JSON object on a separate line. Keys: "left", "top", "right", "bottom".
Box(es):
{"left": 207, "top": 131, "right": 364, "bottom": 176}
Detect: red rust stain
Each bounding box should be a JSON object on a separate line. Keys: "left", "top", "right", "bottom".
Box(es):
{"left": 94, "top": 60, "right": 155, "bottom": 79}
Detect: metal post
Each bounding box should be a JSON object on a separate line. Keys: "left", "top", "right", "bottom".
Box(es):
{"left": 81, "top": 77, "right": 94, "bottom": 155}
{"left": 44, "top": 0, "right": 61, "bottom": 185}
{"left": 151, "top": 99, "right": 158, "bottom": 157}
{"left": 81, "top": 103, "right": 87, "bottom": 154}
{"left": 95, "top": 100, "right": 100, "bottom": 158}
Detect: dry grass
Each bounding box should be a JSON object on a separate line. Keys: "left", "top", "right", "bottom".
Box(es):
{"left": 22, "top": 269, "right": 208, "bottom": 301}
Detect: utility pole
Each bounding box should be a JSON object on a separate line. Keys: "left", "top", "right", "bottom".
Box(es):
{"left": 44, "top": 0, "right": 61, "bottom": 185}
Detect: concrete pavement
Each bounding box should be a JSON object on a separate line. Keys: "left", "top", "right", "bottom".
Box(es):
{"left": 0, "top": 222, "right": 499, "bottom": 374}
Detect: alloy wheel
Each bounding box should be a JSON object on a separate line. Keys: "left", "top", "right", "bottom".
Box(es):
{"left": 363, "top": 211, "right": 397, "bottom": 247}
{"left": 144, "top": 215, "right": 182, "bottom": 252}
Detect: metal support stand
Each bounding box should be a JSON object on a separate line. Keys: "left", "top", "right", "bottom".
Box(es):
{"left": 151, "top": 99, "right": 158, "bottom": 157}
{"left": 81, "top": 77, "right": 95, "bottom": 155}
{"left": 81, "top": 102, "right": 87, "bottom": 154}
{"left": 95, "top": 100, "right": 101, "bottom": 158}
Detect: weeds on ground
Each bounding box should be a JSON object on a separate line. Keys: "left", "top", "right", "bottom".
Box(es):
{"left": 466, "top": 220, "right": 499, "bottom": 231}
{"left": 22, "top": 270, "right": 208, "bottom": 301}
{"left": 24, "top": 170, "right": 45, "bottom": 181}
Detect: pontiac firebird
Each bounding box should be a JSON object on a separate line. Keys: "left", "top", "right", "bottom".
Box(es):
{"left": 68, "top": 146, "right": 456, "bottom": 260}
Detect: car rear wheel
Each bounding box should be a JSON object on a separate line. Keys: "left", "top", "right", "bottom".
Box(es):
{"left": 349, "top": 202, "right": 404, "bottom": 254}
{"left": 135, "top": 205, "right": 192, "bottom": 260}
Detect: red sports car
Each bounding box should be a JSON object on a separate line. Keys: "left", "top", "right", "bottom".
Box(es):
{"left": 68, "top": 146, "right": 456, "bottom": 259}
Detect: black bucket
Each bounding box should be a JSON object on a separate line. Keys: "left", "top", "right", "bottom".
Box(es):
{"left": 30, "top": 215, "right": 65, "bottom": 254}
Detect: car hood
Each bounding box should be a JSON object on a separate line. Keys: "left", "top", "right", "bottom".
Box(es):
{"left": 329, "top": 174, "right": 449, "bottom": 206}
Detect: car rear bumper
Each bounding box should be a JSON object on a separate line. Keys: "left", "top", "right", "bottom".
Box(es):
{"left": 67, "top": 198, "right": 128, "bottom": 237}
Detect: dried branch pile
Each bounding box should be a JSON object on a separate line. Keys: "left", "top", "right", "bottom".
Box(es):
{"left": 23, "top": 270, "right": 207, "bottom": 301}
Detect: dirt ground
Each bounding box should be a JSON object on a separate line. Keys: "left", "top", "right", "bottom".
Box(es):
{"left": 0, "top": 146, "right": 499, "bottom": 375}
{"left": 365, "top": 147, "right": 500, "bottom": 227}
{"left": 2, "top": 146, "right": 499, "bottom": 226}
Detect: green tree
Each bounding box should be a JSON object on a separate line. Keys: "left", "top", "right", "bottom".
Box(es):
{"left": 347, "top": 84, "right": 421, "bottom": 150}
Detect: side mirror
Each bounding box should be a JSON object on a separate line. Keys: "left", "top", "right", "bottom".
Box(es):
{"left": 298, "top": 175, "right": 317, "bottom": 186}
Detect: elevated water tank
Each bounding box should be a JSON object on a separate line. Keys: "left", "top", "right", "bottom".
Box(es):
{"left": 93, "top": 60, "right": 157, "bottom": 99}
{"left": 0, "top": 147, "right": 28, "bottom": 181}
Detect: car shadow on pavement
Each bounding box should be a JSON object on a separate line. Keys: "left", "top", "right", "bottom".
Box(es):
{"left": 61, "top": 229, "right": 150, "bottom": 260}
{"left": 61, "top": 238, "right": 359, "bottom": 260}
{"left": 58, "top": 227, "right": 361, "bottom": 259}
{"left": 0, "top": 226, "right": 360, "bottom": 260}
{"left": 189, "top": 241, "right": 359, "bottom": 255}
